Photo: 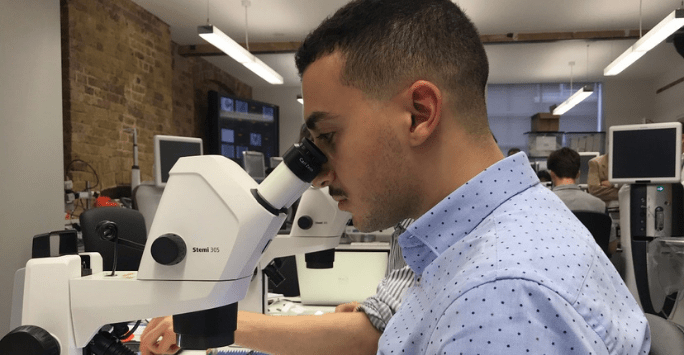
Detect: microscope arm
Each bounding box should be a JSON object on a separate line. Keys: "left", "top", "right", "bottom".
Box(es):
{"left": 260, "top": 186, "right": 351, "bottom": 266}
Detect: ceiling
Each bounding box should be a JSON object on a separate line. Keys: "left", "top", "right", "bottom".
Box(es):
{"left": 131, "top": 0, "right": 684, "bottom": 88}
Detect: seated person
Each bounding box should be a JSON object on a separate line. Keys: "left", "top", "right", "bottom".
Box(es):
{"left": 547, "top": 148, "right": 606, "bottom": 213}
{"left": 587, "top": 154, "right": 620, "bottom": 205}
{"left": 537, "top": 169, "right": 551, "bottom": 185}
{"left": 507, "top": 147, "right": 521, "bottom": 156}
{"left": 548, "top": 148, "right": 617, "bottom": 254}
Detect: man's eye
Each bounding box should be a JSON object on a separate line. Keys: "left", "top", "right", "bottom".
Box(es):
{"left": 317, "top": 132, "right": 334, "bottom": 142}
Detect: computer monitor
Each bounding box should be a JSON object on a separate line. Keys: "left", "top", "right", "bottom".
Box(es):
{"left": 206, "top": 91, "right": 279, "bottom": 168}
{"left": 608, "top": 122, "right": 682, "bottom": 184}
{"left": 242, "top": 151, "right": 266, "bottom": 181}
{"left": 578, "top": 152, "right": 600, "bottom": 185}
{"left": 154, "top": 135, "right": 203, "bottom": 188}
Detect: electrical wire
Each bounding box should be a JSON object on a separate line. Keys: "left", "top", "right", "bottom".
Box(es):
{"left": 243, "top": 0, "right": 251, "bottom": 51}
{"left": 65, "top": 159, "right": 100, "bottom": 189}
{"left": 120, "top": 320, "right": 142, "bottom": 340}
{"left": 639, "top": 0, "right": 643, "bottom": 38}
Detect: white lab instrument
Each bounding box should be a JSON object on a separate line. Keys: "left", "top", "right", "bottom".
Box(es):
{"left": 609, "top": 123, "right": 684, "bottom": 324}
{"left": 0, "top": 139, "right": 346, "bottom": 355}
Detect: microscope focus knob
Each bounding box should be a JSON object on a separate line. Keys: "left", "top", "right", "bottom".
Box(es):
{"left": 297, "top": 216, "right": 314, "bottom": 230}
{"left": 0, "top": 325, "right": 60, "bottom": 355}
{"left": 151, "top": 234, "right": 187, "bottom": 265}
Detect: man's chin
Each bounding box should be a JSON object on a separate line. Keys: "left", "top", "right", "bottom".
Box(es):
{"left": 350, "top": 215, "right": 392, "bottom": 233}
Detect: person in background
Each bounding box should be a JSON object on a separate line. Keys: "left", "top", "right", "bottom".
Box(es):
{"left": 536, "top": 169, "right": 552, "bottom": 184}
{"left": 507, "top": 147, "right": 521, "bottom": 156}
{"left": 298, "top": 0, "right": 649, "bottom": 353}
{"left": 547, "top": 148, "right": 617, "bottom": 255}
{"left": 587, "top": 153, "right": 620, "bottom": 205}
{"left": 547, "top": 148, "right": 606, "bottom": 213}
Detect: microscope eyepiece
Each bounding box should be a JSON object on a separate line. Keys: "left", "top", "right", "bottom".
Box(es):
{"left": 282, "top": 138, "right": 327, "bottom": 183}
{"left": 255, "top": 138, "right": 327, "bottom": 213}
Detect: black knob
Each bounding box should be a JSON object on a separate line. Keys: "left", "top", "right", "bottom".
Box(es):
{"left": 0, "top": 325, "right": 60, "bottom": 355}
{"left": 151, "top": 234, "right": 187, "bottom": 265}
{"left": 297, "top": 216, "right": 314, "bottom": 230}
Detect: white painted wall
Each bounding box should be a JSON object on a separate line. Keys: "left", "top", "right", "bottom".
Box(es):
{"left": 253, "top": 86, "right": 306, "bottom": 153}
{"left": 652, "top": 59, "right": 684, "bottom": 123}
{"left": 0, "top": 0, "right": 65, "bottom": 332}
{"left": 602, "top": 79, "right": 656, "bottom": 129}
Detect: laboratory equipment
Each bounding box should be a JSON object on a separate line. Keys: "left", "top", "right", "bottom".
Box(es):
{"left": 153, "top": 135, "right": 203, "bottom": 188}
{"left": 578, "top": 151, "right": 599, "bottom": 186}
{"left": 123, "top": 127, "right": 140, "bottom": 192}
{"left": 0, "top": 138, "right": 331, "bottom": 355}
{"left": 242, "top": 151, "right": 266, "bottom": 182}
{"left": 610, "top": 123, "right": 684, "bottom": 320}
{"left": 206, "top": 91, "right": 279, "bottom": 168}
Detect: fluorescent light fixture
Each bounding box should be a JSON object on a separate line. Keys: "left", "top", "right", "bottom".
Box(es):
{"left": 552, "top": 86, "right": 594, "bottom": 115}
{"left": 198, "top": 25, "right": 284, "bottom": 85}
{"left": 604, "top": 47, "right": 646, "bottom": 76}
{"left": 296, "top": 95, "right": 303, "bottom": 104}
{"left": 604, "top": 9, "right": 684, "bottom": 76}
{"left": 633, "top": 9, "right": 684, "bottom": 52}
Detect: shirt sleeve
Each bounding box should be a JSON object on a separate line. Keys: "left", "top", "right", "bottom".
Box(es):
{"left": 359, "top": 266, "right": 415, "bottom": 332}
{"left": 587, "top": 157, "right": 619, "bottom": 202}
{"left": 427, "top": 279, "right": 648, "bottom": 355}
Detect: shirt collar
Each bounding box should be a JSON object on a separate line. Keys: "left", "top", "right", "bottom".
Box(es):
{"left": 398, "top": 152, "right": 540, "bottom": 276}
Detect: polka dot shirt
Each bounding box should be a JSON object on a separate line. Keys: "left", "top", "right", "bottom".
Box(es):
{"left": 379, "top": 153, "right": 651, "bottom": 355}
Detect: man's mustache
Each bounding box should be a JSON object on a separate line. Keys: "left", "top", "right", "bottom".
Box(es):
{"left": 328, "top": 186, "right": 346, "bottom": 198}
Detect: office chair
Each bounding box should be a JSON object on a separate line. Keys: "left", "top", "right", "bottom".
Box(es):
{"left": 79, "top": 206, "right": 147, "bottom": 271}
{"left": 132, "top": 182, "right": 164, "bottom": 234}
{"left": 646, "top": 313, "right": 684, "bottom": 355}
{"left": 572, "top": 210, "right": 612, "bottom": 257}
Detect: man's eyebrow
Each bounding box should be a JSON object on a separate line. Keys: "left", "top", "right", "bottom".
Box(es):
{"left": 305, "top": 111, "right": 337, "bottom": 131}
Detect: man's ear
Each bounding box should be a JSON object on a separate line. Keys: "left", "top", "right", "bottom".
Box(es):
{"left": 407, "top": 80, "right": 442, "bottom": 146}
{"left": 548, "top": 170, "right": 558, "bottom": 181}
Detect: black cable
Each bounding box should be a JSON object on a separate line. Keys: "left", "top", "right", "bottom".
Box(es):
{"left": 120, "top": 320, "right": 141, "bottom": 340}
{"left": 65, "top": 159, "right": 100, "bottom": 189}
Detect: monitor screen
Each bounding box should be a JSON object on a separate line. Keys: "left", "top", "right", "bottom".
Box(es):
{"left": 242, "top": 151, "right": 266, "bottom": 181}
{"left": 609, "top": 122, "right": 682, "bottom": 184}
{"left": 154, "top": 135, "right": 203, "bottom": 188}
{"left": 206, "top": 91, "right": 279, "bottom": 168}
{"left": 578, "top": 152, "right": 599, "bottom": 185}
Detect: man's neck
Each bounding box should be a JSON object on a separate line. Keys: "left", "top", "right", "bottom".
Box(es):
{"left": 553, "top": 177, "right": 577, "bottom": 187}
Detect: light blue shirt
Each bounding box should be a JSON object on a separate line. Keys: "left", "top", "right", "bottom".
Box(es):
{"left": 378, "top": 153, "right": 650, "bottom": 355}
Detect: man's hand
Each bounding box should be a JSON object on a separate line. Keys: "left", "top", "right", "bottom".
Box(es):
{"left": 335, "top": 301, "right": 361, "bottom": 313}
{"left": 139, "top": 316, "right": 180, "bottom": 355}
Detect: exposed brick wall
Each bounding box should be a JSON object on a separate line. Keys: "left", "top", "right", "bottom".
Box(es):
{"left": 61, "top": 0, "right": 252, "bottom": 202}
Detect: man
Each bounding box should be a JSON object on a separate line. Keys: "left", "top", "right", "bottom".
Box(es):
{"left": 298, "top": 0, "right": 649, "bottom": 354}
{"left": 587, "top": 154, "right": 620, "bottom": 204}
{"left": 548, "top": 148, "right": 617, "bottom": 255}
{"left": 547, "top": 147, "right": 606, "bottom": 213}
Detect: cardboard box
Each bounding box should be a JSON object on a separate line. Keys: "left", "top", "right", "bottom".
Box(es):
{"left": 531, "top": 113, "right": 560, "bottom": 132}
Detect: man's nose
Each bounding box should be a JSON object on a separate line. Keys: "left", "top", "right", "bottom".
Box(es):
{"left": 312, "top": 162, "right": 335, "bottom": 188}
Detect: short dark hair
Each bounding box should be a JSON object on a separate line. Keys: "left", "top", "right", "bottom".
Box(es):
{"left": 537, "top": 170, "right": 552, "bottom": 183}
{"left": 295, "top": 0, "right": 490, "bottom": 135}
{"left": 507, "top": 148, "right": 521, "bottom": 156}
{"left": 547, "top": 147, "right": 581, "bottom": 179}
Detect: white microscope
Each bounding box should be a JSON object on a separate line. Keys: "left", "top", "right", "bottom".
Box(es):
{"left": 0, "top": 138, "right": 350, "bottom": 355}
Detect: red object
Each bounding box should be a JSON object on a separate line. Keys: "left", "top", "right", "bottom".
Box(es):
{"left": 94, "top": 196, "right": 118, "bottom": 207}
